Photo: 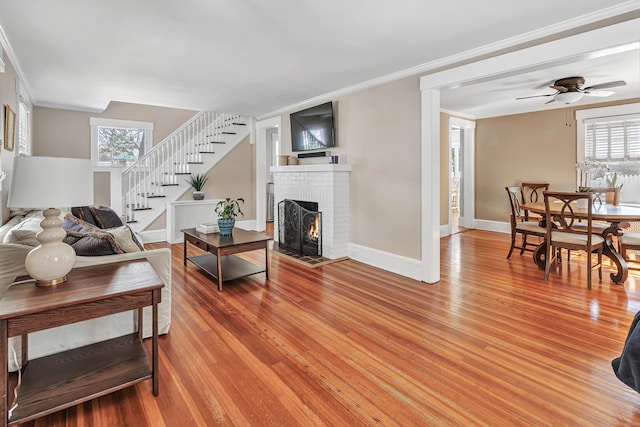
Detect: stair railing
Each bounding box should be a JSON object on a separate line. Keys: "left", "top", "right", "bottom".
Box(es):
{"left": 121, "top": 112, "right": 243, "bottom": 222}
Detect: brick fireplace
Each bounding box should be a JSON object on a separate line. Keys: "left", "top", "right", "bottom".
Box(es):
{"left": 270, "top": 163, "right": 351, "bottom": 259}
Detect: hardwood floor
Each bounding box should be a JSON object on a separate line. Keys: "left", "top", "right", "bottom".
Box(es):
{"left": 22, "top": 230, "right": 640, "bottom": 426}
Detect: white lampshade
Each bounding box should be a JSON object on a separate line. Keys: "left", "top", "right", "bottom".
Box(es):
{"left": 555, "top": 91, "right": 584, "bottom": 104}
{"left": 8, "top": 156, "right": 94, "bottom": 285}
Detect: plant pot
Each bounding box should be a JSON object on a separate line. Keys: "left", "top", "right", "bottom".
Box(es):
{"left": 217, "top": 218, "right": 235, "bottom": 236}
{"left": 192, "top": 191, "right": 205, "bottom": 200}
{"left": 606, "top": 188, "right": 621, "bottom": 206}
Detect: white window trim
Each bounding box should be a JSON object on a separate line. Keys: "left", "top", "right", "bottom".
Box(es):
{"left": 89, "top": 117, "right": 154, "bottom": 171}
{"left": 576, "top": 102, "right": 640, "bottom": 164}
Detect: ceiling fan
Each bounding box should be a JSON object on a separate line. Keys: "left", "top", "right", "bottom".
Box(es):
{"left": 516, "top": 76, "right": 627, "bottom": 104}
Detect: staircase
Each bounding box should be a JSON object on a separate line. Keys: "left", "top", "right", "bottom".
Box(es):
{"left": 122, "top": 112, "right": 251, "bottom": 234}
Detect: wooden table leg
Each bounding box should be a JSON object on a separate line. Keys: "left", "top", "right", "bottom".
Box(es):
{"left": 183, "top": 236, "right": 187, "bottom": 266}
{"left": 1, "top": 320, "right": 8, "bottom": 427}
{"left": 217, "top": 248, "right": 223, "bottom": 291}
{"left": 603, "top": 222, "right": 628, "bottom": 285}
{"left": 533, "top": 242, "right": 546, "bottom": 270}
{"left": 265, "top": 243, "right": 270, "bottom": 279}
{"left": 152, "top": 289, "right": 159, "bottom": 396}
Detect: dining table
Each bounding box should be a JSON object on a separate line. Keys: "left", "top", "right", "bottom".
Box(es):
{"left": 521, "top": 201, "right": 640, "bottom": 284}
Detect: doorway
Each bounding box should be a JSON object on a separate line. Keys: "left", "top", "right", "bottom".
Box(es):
{"left": 255, "top": 116, "right": 282, "bottom": 232}
{"left": 448, "top": 116, "right": 475, "bottom": 235}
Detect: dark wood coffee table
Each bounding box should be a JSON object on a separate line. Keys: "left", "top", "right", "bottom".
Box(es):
{"left": 181, "top": 228, "right": 272, "bottom": 291}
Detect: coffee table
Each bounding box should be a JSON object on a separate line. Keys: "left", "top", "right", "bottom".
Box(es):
{"left": 181, "top": 228, "right": 272, "bottom": 291}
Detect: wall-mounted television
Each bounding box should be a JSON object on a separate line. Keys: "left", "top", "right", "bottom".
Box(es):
{"left": 290, "top": 101, "right": 335, "bottom": 152}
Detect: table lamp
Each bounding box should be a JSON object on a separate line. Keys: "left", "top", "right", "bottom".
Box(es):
{"left": 7, "top": 156, "right": 94, "bottom": 286}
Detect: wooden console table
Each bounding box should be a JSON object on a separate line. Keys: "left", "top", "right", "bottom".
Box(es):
{"left": 182, "top": 228, "right": 272, "bottom": 291}
{"left": 0, "top": 260, "right": 163, "bottom": 426}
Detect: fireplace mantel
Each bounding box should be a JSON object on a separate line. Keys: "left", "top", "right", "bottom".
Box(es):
{"left": 270, "top": 164, "right": 352, "bottom": 173}
{"left": 270, "top": 163, "right": 351, "bottom": 259}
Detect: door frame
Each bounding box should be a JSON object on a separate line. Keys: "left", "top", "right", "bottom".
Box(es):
{"left": 449, "top": 116, "right": 475, "bottom": 231}
{"left": 255, "top": 116, "right": 282, "bottom": 231}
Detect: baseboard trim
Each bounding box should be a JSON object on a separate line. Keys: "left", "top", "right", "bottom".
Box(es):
{"left": 138, "top": 229, "right": 167, "bottom": 244}
{"left": 348, "top": 242, "right": 422, "bottom": 281}
{"left": 474, "top": 219, "right": 510, "bottom": 234}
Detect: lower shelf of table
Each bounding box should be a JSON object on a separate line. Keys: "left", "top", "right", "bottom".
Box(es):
{"left": 10, "top": 333, "right": 151, "bottom": 425}
{"left": 187, "top": 253, "right": 265, "bottom": 282}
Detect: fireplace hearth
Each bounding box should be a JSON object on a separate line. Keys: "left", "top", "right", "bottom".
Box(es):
{"left": 278, "top": 199, "right": 322, "bottom": 256}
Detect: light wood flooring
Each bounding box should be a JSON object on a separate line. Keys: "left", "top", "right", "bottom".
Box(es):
{"left": 19, "top": 230, "right": 640, "bottom": 426}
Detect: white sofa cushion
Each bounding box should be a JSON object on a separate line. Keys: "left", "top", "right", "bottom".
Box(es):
{"left": 2, "top": 215, "right": 42, "bottom": 246}
{"left": 0, "top": 215, "right": 24, "bottom": 242}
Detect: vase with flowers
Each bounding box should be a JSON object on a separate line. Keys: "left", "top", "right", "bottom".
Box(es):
{"left": 576, "top": 159, "right": 609, "bottom": 188}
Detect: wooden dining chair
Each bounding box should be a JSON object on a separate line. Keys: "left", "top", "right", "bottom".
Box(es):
{"left": 505, "top": 186, "right": 546, "bottom": 259}
{"left": 620, "top": 232, "right": 640, "bottom": 270}
{"left": 521, "top": 182, "right": 549, "bottom": 221}
{"left": 543, "top": 191, "right": 604, "bottom": 289}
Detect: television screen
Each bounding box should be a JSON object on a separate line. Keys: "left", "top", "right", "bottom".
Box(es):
{"left": 290, "top": 102, "right": 335, "bottom": 152}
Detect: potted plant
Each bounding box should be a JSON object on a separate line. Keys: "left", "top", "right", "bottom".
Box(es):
{"left": 605, "top": 172, "right": 623, "bottom": 205}
{"left": 186, "top": 173, "right": 209, "bottom": 200}
{"left": 215, "top": 197, "right": 245, "bottom": 236}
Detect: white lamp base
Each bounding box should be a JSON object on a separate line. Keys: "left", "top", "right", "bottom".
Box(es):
{"left": 25, "top": 208, "right": 76, "bottom": 286}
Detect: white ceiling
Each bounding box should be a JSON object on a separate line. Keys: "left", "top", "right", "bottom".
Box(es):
{"left": 0, "top": 0, "right": 639, "bottom": 117}
{"left": 440, "top": 44, "right": 640, "bottom": 118}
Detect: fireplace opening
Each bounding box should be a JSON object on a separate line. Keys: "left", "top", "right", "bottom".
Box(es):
{"left": 278, "top": 199, "right": 322, "bottom": 256}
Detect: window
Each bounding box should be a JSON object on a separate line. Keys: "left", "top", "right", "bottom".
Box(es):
{"left": 17, "top": 101, "right": 31, "bottom": 156}
{"left": 585, "top": 114, "right": 640, "bottom": 164}
{"left": 577, "top": 103, "right": 640, "bottom": 205}
{"left": 90, "top": 118, "right": 153, "bottom": 168}
{"left": 16, "top": 78, "right": 32, "bottom": 156}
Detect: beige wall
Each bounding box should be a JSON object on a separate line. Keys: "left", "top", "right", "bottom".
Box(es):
{"left": 178, "top": 136, "right": 255, "bottom": 216}
{"left": 0, "top": 51, "right": 19, "bottom": 222}
{"left": 33, "top": 101, "right": 198, "bottom": 157}
{"left": 475, "top": 98, "right": 640, "bottom": 224}
{"left": 277, "top": 76, "right": 423, "bottom": 260}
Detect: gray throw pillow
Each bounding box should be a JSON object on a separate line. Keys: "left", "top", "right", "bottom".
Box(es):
{"left": 90, "top": 206, "right": 123, "bottom": 229}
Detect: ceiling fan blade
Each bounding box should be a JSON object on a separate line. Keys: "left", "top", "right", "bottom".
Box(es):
{"left": 544, "top": 98, "right": 556, "bottom": 104}
{"left": 516, "top": 93, "right": 556, "bottom": 100}
{"left": 550, "top": 85, "right": 568, "bottom": 92}
{"left": 583, "top": 80, "right": 626, "bottom": 90}
{"left": 584, "top": 90, "right": 615, "bottom": 97}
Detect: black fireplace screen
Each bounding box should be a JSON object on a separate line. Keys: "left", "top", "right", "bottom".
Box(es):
{"left": 278, "top": 199, "right": 322, "bottom": 256}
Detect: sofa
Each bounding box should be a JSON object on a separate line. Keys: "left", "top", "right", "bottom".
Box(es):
{"left": 0, "top": 207, "right": 171, "bottom": 371}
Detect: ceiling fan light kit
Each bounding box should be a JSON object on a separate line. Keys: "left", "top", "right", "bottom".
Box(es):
{"left": 555, "top": 91, "right": 584, "bottom": 104}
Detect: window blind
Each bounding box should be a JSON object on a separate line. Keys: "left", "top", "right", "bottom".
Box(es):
{"left": 584, "top": 113, "right": 640, "bottom": 161}
{"left": 17, "top": 101, "right": 31, "bottom": 156}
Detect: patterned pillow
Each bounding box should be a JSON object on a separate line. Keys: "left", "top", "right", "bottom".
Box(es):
{"left": 62, "top": 215, "right": 123, "bottom": 256}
